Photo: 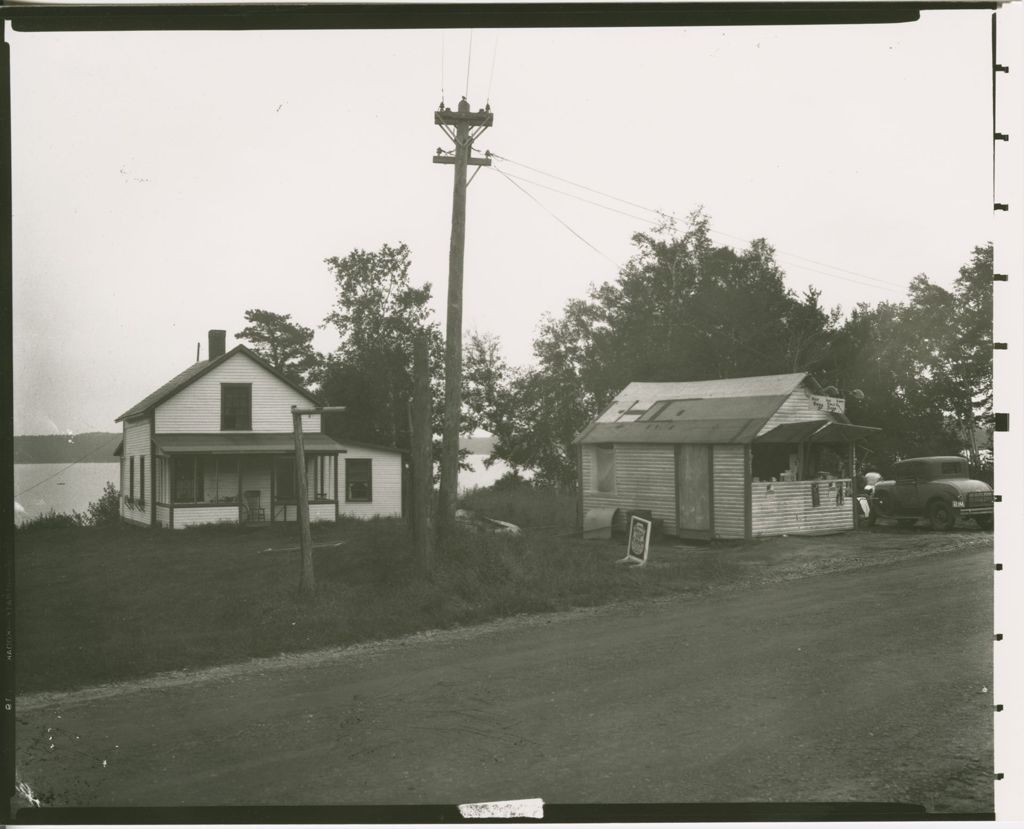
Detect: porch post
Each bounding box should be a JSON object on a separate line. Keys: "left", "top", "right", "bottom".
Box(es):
{"left": 270, "top": 456, "right": 275, "bottom": 523}
{"left": 292, "top": 406, "right": 315, "bottom": 596}
{"left": 238, "top": 454, "right": 243, "bottom": 524}
{"left": 168, "top": 455, "right": 175, "bottom": 529}
{"left": 333, "top": 453, "right": 339, "bottom": 520}
{"left": 743, "top": 444, "right": 753, "bottom": 541}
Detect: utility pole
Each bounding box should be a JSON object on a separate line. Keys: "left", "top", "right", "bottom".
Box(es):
{"left": 410, "top": 334, "right": 434, "bottom": 571}
{"left": 433, "top": 96, "right": 493, "bottom": 544}
{"left": 291, "top": 405, "right": 346, "bottom": 597}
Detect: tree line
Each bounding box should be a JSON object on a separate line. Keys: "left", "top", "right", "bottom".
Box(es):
{"left": 237, "top": 212, "right": 993, "bottom": 487}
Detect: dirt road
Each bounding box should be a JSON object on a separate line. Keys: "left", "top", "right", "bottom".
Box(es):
{"left": 15, "top": 539, "right": 992, "bottom": 813}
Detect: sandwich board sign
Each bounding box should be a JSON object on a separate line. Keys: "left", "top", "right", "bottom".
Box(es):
{"left": 617, "top": 514, "right": 652, "bottom": 566}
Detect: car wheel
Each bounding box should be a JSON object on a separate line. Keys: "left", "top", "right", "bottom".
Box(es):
{"left": 928, "top": 500, "right": 956, "bottom": 531}
{"left": 865, "top": 505, "right": 878, "bottom": 527}
{"left": 897, "top": 519, "right": 917, "bottom": 529}
{"left": 975, "top": 515, "right": 993, "bottom": 531}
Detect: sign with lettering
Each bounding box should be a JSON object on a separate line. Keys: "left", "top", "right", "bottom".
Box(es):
{"left": 810, "top": 395, "right": 845, "bottom": 414}
{"left": 617, "top": 515, "right": 652, "bottom": 566}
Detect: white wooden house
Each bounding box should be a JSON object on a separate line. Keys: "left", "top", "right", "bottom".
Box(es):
{"left": 575, "top": 373, "right": 879, "bottom": 540}
{"left": 115, "top": 330, "right": 404, "bottom": 529}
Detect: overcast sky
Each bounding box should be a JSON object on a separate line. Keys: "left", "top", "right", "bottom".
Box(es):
{"left": 9, "top": 10, "right": 994, "bottom": 436}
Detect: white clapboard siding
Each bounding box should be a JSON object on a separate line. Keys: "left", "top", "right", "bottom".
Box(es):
{"left": 581, "top": 444, "right": 677, "bottom": 535}
{"left": 174, "top": 506, "right": 241, "bottom": 528}
{"left": 155, "top": 352, "right": 321, "bottom": 433}
{"left": 273, "top": 503, "right": 337, "bottom": 523}
{"left": 713, "top": 445, "right": 746, "bottom": 539}
{"left": 309, "top": 503, "right": 335, "bottom": 523}
{"left": 120, "top": 418, "right": 152, "bottom": 524}
{"left": 155, "top": 504, "right": 170, "bottom": 527}
{"left": 751, "top": 480, "right": 854, "bottom": 536}
{"left": 757, "top": 385, "right": 831, "bottom": 435}
{"left": 338, "top": 446, "right": 403, "bottom": 518}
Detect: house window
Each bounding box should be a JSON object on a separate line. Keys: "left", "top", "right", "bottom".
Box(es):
{"left": 346, "top": 459, "right": 372, "bottom": 502}
{"left": 173, "top": 456, "right": 239, "bottom": 503}
{"left": 174, "top": 457, "right": 203, "bottom": 503}
{"left": 129, "top": 457, "right": 135, "bottom": 502}
{"left": 275, "top": 457, "right": 296, "bottom": 501}
{"left": 139, "top": 457, "right": 145, "bottom": 507}
{"left": 221, "top": 384, "right": 252, "bottom": 430}
{"left": 592, "top": 445, "right": 615, "bottom": 493}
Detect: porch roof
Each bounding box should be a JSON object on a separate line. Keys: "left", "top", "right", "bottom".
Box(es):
{"left": 755, "top": 420, "right": 880, "bottom": 444}
{"left": 153, "top": 433, "right": 347, "bottom": 454}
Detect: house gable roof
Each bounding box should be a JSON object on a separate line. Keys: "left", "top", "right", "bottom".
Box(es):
{"left": 576, "top": 373, "right": 815, "bottom": 445}
{"left": 115, "top": 345, "right": 318, "bottom": 423}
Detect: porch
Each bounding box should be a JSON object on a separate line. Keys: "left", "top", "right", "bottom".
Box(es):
{"left": 151, "top": 433, "right": 347, "bottom": 529}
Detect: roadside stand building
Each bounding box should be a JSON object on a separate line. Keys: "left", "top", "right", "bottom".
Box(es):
{"left": 114, "top": 330, "right": 404, "bottom": 529}
{"left": 575, "top": 372, "right": 879, "bottom": 540}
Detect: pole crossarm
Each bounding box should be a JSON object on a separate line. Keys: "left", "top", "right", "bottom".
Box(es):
{"left": 434, "top": 108, "right": 493, "bottom": 128}
{"left": 291, "top": 406, "right": 347, "bottom": 415}
{"left": 433, "top": 155, "right": 491, "bottom": 166}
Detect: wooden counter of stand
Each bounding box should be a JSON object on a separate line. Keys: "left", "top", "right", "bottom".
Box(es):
{"left": 750, "top": 479, "right": 854, "bottom": 536}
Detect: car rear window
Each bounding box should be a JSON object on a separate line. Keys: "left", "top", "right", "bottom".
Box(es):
{"left": 940, "top": 462, "right": 965, "bottom": 476}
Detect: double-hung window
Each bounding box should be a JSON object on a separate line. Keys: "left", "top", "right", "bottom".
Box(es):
{"left": 221, "top": 384, "right": 252, "bottom": 430}
{"left": 346, "top": 459, "right": 372, "bottom": 502}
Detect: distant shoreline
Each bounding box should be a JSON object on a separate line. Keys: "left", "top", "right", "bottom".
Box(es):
{"left": 14, "top": 433, "right": 122, "bottom": 465}
{"left": 14, "top": 433, "right": 496, "bottom": 464}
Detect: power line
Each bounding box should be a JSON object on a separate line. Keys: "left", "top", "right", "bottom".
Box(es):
{"left": 492, "top": 161, "right": 895, "bottom": 294}
{"left": 492, "top": 167, "right": 658, "bottom": 225}
{"left": 465, "top": 29, "right": 474, "bottom": 99}
{"left": 486, "top": 32, "right": 499, "bottom": 105}
{"left": 15, "top": 433, "right": 123, "bottom": 500}
{"left": 490, "top": 151, "right": 901, "bottom": 293}
{"left": 440, "top": 32, "right": 446, "bottom": 103}
{"left": 491, "top": 152, "right": 660, "bottom": 217}
{"left": 492, "top": 166, "right": 620, "bottom": 268}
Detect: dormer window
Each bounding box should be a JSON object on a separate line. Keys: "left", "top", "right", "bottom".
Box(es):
{"left": 221, "top": 383, "right": 252, "bottom": 431}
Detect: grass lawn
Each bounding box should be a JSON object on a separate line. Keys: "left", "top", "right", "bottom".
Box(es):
{"left": 14, "top": 485, "right": 979, "bottom": 694}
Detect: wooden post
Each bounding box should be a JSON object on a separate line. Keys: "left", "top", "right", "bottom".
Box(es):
{"left": 434, "top": 98, "right": 493, "bottom": 544}
{"left": 411, "top": 335, "right": 434, "bottom": 570}
{"left": 292, "top": 407, "right": 316, "bottom": 596}
{"left": 849, "top": 441, "right": 858, "bottom": 526}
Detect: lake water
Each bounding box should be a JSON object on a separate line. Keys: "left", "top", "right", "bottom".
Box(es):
{"left": 14, "top": 455, "right": 518, "bottom": 525}
{"left": 14, "top": 462, "right": 120, "bottom": 525}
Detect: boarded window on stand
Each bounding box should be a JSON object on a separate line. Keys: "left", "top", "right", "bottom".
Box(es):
{"left": 594, "top": 445, "right": 615, "bottom": 493}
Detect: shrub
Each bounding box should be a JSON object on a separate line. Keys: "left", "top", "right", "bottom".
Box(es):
{"left": 18, "top": 509, "right": 87, "bottom": 531}
{"left": 86, "top": 482, "right": 121, "bottom": 526}
{"left": 460, "top": 481, "right": 577, "bottom": 530}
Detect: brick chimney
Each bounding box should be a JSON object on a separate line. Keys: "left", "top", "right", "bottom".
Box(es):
{"left": 208, "top": 329, "right": 226, "bottom": 360}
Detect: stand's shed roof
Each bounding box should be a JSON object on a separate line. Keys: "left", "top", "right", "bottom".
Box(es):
{"left": 576, "top": 373, "right": 820, "bottom": 445}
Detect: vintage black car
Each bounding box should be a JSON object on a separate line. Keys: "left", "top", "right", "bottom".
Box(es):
{"left": 867, "top": 456, "right": 993, "bottom": 531}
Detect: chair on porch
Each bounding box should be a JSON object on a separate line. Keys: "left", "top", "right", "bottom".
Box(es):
{"left": 243, "top": 490, "right": 266, "bottom": 523}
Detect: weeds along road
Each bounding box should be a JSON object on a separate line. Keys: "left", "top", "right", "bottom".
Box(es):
{"left": 16, "top": 539, "right": 992, "bottom": 813}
